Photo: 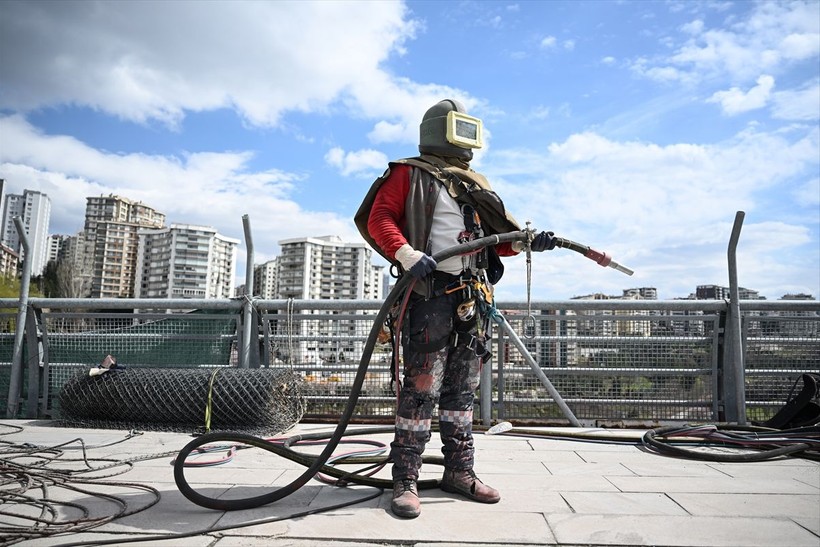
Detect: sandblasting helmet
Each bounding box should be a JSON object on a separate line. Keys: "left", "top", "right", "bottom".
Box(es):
{"left": 419, "top": 99, "right": 483, "bottom": 160}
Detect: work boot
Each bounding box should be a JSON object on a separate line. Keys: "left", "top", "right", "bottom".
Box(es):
{"left": 391, "top": 478, "right": 421, "bottom": 518}
{"left": 441, "top": 468, "right": 501, "bottom": 503}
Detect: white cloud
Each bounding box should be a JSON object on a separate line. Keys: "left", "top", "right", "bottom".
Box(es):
{"left": 632, "top": 1, "right": 820, "bottom": 85}
{"left": 793, "top": 177, "right": 820, "bottom": 207}
{"left": 368, "top": 121, "right": 411, "bottom": 144}
{"left": 0, "top": 115, "right": 360, "bottom": 258}
{"left": 540, "top": 36, "right": 557, "bottom": 49}
{"left": 530, "top": 106, "right": 551, "bottom": 120}
{"left": 482, "top": 126, "right": 819, "bottom": 300}
{"left": 324, "top": 147, "right": 388, "bottom": 177}
{"left": 771, "top": 80, "right": 820, "bottom": 121}
{"left": 0, "top": 1, "right": 488, "bottom": 149}
{"left": 707, "top": 74, "right": 775, "bottom": 115}
{"left": 0, "top": 1, "right": 418, "bottom": 130}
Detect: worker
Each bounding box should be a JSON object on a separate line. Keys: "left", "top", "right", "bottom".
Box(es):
{"left": 355, "top": 98, "right": 556, "bottom": 518}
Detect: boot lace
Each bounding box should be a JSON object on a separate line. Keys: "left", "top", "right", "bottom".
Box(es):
{"left": 397, "top": 478, "right": 417, "bottom": 495}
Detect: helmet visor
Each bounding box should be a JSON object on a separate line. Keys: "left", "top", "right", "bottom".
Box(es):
{"left": 446, "top": 111, "right": 483, "bottom": 149}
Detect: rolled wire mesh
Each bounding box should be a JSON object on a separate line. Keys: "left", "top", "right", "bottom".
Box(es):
{"left": 58, "top": 367, "right": 305, "bottom": 435}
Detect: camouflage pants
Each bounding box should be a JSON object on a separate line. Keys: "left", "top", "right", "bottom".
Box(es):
{"left": 390, "top": 289, "right": 486, "bottom": 481}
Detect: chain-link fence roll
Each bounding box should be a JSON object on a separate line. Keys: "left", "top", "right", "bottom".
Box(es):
{"left": 58, "top": 368, "right": 306, "bottom": 435}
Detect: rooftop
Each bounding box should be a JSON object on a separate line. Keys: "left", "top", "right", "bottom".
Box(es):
{"left": 3, "top": 420, "right": 818, "bottom": 547}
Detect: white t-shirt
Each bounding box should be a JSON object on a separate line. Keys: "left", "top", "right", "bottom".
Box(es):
{"left": 429, "top": 190, "right": 475, "bottom": 275}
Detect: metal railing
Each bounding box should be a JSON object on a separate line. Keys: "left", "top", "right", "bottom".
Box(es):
{"left": 2, "top": 297, "right": 817, "bottom": 427}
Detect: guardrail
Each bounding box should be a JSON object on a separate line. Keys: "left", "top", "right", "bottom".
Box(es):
{"left": 1, "top": 297, "right": 817, "bottom": 427}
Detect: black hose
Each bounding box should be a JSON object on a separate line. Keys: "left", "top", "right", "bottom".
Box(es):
{"left": 173, "top": 231, "right": 532, "bottom": 511}
{"left": 641, "top": 425, "right": 818, "bottom": 462}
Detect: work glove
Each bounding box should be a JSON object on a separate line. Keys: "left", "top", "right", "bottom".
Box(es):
{"left": 394, "top": 243, "right": 437, "bottom": 278}
{"left": 530, "top": 231, "right": 557, "bottom": 252}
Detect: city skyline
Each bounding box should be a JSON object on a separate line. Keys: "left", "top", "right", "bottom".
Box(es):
{"left": 5, "top": 185, "right": 816, "bottom": 302}
{"left": 0, "top": 1, "right": 817, "bottom": 301}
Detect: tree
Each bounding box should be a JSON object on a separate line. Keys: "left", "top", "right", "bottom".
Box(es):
{"left": 54, "top": 259, "right": 92, "bottom": 298}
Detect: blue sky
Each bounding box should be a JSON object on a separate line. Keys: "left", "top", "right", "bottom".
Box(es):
{"left": 0, "top": 0, "right": 818, "bottom": 300}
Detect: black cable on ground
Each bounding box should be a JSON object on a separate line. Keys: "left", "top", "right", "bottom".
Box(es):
{"left": 0, "top": 435, "right": 167, "bottom": 546}
{"left": 641, "top": 424, "right": 820, "bottom": 462}
{"left": 173, "top": 231, "right": 532, "bottom": 511}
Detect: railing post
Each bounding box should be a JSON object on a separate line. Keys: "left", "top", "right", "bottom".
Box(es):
{"left": 24, "top": 306, "right": 40, "bottom": 418}
{"left": 479, "top": 321, "right": 493, "bottom": 426}
{"left": 6, "top": 217, "right": 32, "bottom": 418}
{"left": 724, "top": 211, "right": 747, "bottom": 424}
{"left": 240, "top": 214, "right": 257, "bottom": 368}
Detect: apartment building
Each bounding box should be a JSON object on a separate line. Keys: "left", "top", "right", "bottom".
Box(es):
{"left": 1, "top": 189, "right": 51, "bottom": 275}
{"left": 277, "top": 235, "right": 383, "bottom": 300}
{"left": 253, "top": 258, "right": 278, "bottom": 299}
{"left": 274, "top": 235, "right": 384, "bottom": 365}
{"left": 81, "top": 195, "right": 165, "bottom": 298}
{"left": 47, "top": 234, "right": 70, "bottom": 264}
{"left": 135, "top": 223, "right": 239, "bottom": 299}
{"left": 0, "top": 243, "right": 18, "bottom": 278}
{"left": 695, "top": 284, "right": 763, "bottom": 300}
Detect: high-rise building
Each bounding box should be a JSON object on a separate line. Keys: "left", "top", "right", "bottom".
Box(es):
{"left": 273, "top": 235, "right": 384, "bottom": 364}
{"left": 1, "top": 189, "right": 51, "bottom": 275}
{"left": 695, "top": 284, "right": 763, "bottom": 300}
{"left": 47, "top": 234, "right": 70, "bottom": 264}
{"left": 277, "top": 235, "right": 383, "bottom": 300}
{"left": 81, "top": 195, "right": 165, "bottom": 298}
{"left": 0, "top": 242, "right": 18, "bottom": 278}
{"left": 253, "top": 258, "right": 278, "bottom": 299}
{"left": 622, "top": 287, "right": 658, "bottom": 300}
{"left": 135, "top": 224, "right": 239, "bottom": 299}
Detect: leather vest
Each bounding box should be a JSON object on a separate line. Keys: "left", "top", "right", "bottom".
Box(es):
{"left": 354, "top": 155, "right": 520, "bottom": 292}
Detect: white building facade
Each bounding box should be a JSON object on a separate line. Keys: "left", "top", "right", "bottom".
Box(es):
{"left": 274, "top": 235, "right": 384, "bottom": 365}
{"left": 1, "top": 189, "right": 51, "bottom": 275}
{"left": 277, "top": 235, "right": 383, "bottom": 300}
{"left": 82, "top": 195, "right": 166, "bottom": 298}
{"left": 135, "top": 223, "right": 239, "bottom": 299}
{"left": 253, "top": 258, "right": 278, "bottom": 299}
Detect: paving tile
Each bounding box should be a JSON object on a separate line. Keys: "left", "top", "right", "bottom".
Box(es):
{"left": 472, "top": 459, "right": 549, "bottom": 474}
{"left": 501, "top": 473, "right": 621, "bottom": 492}
{"left": 621, "top": 460, "right": 736, "bottom": 477}
{"left": 480, "top": 449, "right": 587, "bottom": 463}
{"left": 217, "top": 506, "right": 555, "bottom": 544}
{"left": 669, "top": 492, "right": 820, "bottom": 519}
{"left": 547, "top": 514, "right": 820, "bottom": 546}
{"left": 609, "top": 475, "right": 819, "bottom": 494}
{"left": 94, "top": 486, "right": 226, "bottom": 534}
{"left": 706, "top": 462, "right": 820, "bottom": 486}
{"left": 526, "top": 437, "right": 641, "bottom": 453}
{"left": 173, "top": 465, "right": 285, "bottom": 485}
{"left": 574, "top": 448, "right": 674, "bottom": 463}
{"left": 792, "top": 515, "right": 820, "bottom": 536}
{"left": 27, "top": 532, "right": 215, "bottom": 546}
{"left": 416, "top": 486, "right": 573, "bottom": 514}
{"left": 545, "top": 461, "right": 636, "bottom": 476}
{"left": 561, "top": 491, "right": 687, "bottom": 515}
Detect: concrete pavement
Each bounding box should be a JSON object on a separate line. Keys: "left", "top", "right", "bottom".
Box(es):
{"left": 1, "top": 420, "right": 817, "bottom": 546}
